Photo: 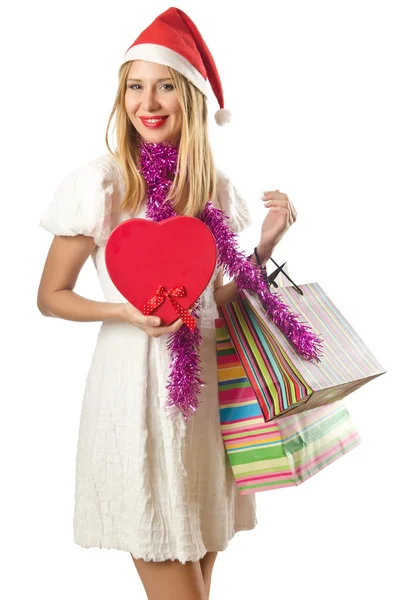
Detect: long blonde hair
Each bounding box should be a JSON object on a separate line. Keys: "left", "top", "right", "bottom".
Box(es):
{"left": 105, "top": 61, "right": 217, "bottom": 218}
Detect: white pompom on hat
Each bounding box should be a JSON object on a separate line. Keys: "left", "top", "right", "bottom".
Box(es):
{"left": 119, "top": 6, "right": 231, "bottom": 126}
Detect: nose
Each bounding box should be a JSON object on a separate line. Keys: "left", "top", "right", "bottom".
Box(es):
{"left": 141, "top": 87, "right": 161, "bottom": 112}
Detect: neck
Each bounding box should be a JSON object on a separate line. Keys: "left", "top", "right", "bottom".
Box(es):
{"left": 138, "top": 138, "right": 180, "bottom": 150}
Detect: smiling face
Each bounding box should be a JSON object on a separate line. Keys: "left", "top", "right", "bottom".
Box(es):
{"left": 125, "top": 60, "right": 183, "bottom": 146}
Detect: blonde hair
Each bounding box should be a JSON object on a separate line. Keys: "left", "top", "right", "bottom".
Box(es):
{"left": 105, "top": 61, "right": 217, "bottom": 218}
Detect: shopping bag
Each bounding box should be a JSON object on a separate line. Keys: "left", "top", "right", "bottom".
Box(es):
{"left": 217, "top": 259, "right": 386, "bottom": 421}
{"left": 216, "top": 318, "right": 361, "bottom": 494}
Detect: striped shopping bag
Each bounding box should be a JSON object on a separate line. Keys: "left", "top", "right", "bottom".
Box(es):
{"left": 218, "top": 261, "right": 386, "bottom": 421}
{"left": 216, "top": 318, "right": 361, "bottom": 494}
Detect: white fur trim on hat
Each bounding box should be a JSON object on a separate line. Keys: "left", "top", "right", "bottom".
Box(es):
{"left": 121, "top": 44, "right": 209, "bottom": 98}
{"left": 214, "top": 108, "right": 232, "bottom": 126}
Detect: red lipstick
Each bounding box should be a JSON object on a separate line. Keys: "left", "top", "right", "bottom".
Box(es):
{"left": 139, "top": 116, "right": 168, "bottom": 129}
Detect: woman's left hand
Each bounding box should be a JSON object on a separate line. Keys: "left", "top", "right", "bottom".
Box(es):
{"left": 259, "top": 190, "right": 297, "bottom": 249}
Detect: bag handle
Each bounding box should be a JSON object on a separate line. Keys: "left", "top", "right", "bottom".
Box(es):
{"left": 253, "top": 247, "right": 304, "bottom": 296}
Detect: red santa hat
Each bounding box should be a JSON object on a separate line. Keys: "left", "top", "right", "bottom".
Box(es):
{"left": 119, "top": 6, "right": 231, "bottom": 126}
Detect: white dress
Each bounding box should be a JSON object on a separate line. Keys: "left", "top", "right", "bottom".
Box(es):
{"left": 39, "top": 152, "right": 258, "bottom": 564}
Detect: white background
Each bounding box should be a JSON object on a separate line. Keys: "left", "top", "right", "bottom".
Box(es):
{"left": 2, "top": 0, "right": 396, "bottom": 598}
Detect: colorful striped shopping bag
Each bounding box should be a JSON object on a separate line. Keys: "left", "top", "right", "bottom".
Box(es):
{"left": 218, "top": 275, "right": 386, "bottom": 421}
{"left": 216, "top": 318, "right": 361, "bottom": 494}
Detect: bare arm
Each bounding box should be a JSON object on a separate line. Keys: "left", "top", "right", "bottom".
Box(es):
{"left": 37, "top": 234, "right": 194, "bottom": 339}
{"left": 37, "top": 234, "right": 125, "bottom": 321}
{"left": 214, "top": 241, "right": 272, "bottom": 308}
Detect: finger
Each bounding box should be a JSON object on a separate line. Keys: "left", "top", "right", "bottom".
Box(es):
{"left": 289, "top": 200, "right": 297, "bottom": 221}
{"left": 148, "top": 324, "right": 176, "bottom": 337}
{"left": 135, "top": 312, "right": 161, "bottom": 326}
{"left": 273, "top": 194, "right": 293, "bottom": 225}
{"left": 146, "top": 316, "right": 162, "bottom": 326}
{"left": 262, "top": 198, "right": 289, "bottom": 209}
{"left": 276, "top": 193, "right": 296, "bottom": 222}
{"left": 284, "top": 195, "right": 297, "bottom": 224}
{"left": 262, "top": 198, "right": 283, "bottom": 205}
{"left": 168, "top": 317, "right": 183, "bottom": 330}
{"left": 150, "top": 318, "right": 183, "bottom": 335}
{"left": 262, "top": 192, "right": 288, "bottom": 203}
{"left": 146, "top": 328, "right": 160, "bottom": 337}
{"left": 262, "top": 191, "right": 284, "bottom": 200}
{"left": 261, "top": 192, "right": 276, "bottom": 200}
{"left": 263, "top": 196, "right": 295, "bottom": 224}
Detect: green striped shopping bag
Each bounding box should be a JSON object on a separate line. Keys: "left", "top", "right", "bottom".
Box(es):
{"left": 217, "top": 260, "right": 386, "bottom": 422}
{"left": 216, "top": 318, "right": 361, "bottom": 494}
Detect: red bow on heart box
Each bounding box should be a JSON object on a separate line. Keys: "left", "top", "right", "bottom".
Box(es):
{"left": 104, "top": 216, "right": 218, "bottom": 328}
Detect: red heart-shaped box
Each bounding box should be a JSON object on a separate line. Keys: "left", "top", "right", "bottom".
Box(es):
{"left": 105, "top": 216, "right": 218, "bottom": 326}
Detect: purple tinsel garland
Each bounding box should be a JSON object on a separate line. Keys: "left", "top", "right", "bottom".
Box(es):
{"left": 138, "top": 140, "right": 323, "bottom": 422}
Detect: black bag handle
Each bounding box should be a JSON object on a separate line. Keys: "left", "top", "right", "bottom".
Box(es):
{"left": 253, "top": 248, "right": 304, "bottom": 296}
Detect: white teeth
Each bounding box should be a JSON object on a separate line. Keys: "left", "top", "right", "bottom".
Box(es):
{"left": 144, "top": 118, "right": 166, "bottom": 123}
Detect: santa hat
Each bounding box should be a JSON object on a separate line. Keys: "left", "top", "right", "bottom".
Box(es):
{"left": 119, "top": 6, "right": 231, "bottom": 126}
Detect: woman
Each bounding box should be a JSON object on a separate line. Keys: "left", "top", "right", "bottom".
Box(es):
{"left": 37, "top": 7, "right": 296, "bottom": 600}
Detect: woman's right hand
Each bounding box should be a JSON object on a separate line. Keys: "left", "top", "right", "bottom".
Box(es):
{"left": 119, "top": 302, "right": 197, "bottom": 338}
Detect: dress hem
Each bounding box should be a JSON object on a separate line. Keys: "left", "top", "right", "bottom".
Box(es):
{"left": 73, "top": 520, "right": 258, "bottom": 564}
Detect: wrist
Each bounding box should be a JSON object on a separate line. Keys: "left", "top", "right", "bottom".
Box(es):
{"left": 256, "top": 241, "right": 273, "bottom": 267}
{"left": 103, "top": 301, "right": 127, "bottom": 322}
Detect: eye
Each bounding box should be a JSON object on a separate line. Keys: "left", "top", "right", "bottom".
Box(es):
{"left": 127, "top": 83, "right": 174, "bottom": 91}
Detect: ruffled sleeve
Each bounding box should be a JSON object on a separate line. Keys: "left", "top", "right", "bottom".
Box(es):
{"left": 214, "top": 167, "right": 253, "bottom": 233}
{"left": 39, "top": 157, "right": 116, "bottom": 247}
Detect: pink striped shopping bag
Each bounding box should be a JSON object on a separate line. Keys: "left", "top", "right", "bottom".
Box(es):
{"left": 217, "top": 278, "right": 386, "bottom": 421}
{"left": 216, "top": 318, "right": 361, "bottom": 494}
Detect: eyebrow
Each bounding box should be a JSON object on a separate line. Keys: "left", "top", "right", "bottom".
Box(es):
{"left": 127, "top": 77, "right": 172, "bottom": 82}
